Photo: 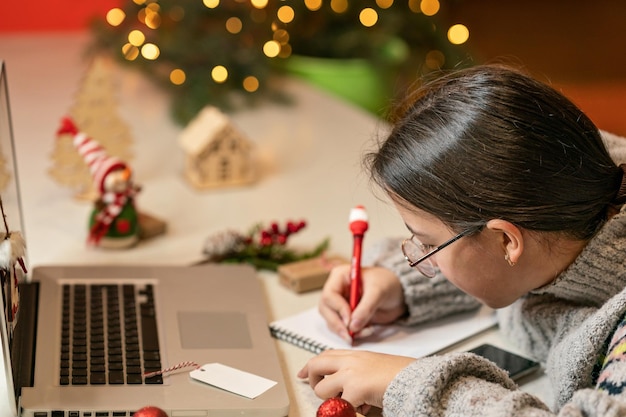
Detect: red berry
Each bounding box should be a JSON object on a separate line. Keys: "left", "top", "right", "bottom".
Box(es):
{"left": 316, "top": 397, "right": 356, "bottom": 417}
{"left": 133, "top": 406, "right": 168, "bottom": 417}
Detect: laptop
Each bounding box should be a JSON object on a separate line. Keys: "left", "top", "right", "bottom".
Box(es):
{"left": 0, "top": 60, "right": 289, "bottom": 417}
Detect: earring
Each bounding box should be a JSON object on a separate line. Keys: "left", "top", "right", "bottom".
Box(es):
{"left": 504, "top": 253, "right": 516, "bottom": 267}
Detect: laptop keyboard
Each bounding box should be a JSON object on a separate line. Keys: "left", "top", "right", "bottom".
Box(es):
{"left": 59, "top": 283, "right": 163, "bottom": 385}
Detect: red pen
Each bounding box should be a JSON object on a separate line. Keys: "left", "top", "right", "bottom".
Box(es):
{"left": 348, "top": 205, "right": 368, "bottom": 338}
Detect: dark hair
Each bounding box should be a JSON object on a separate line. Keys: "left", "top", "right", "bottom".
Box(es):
{"left": 366, "top": 64, "right": 623, "bottom": 240}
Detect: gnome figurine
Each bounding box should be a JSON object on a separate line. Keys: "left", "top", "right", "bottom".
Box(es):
{"left": 57, "top": 117, "right": 141, "bottom": 249}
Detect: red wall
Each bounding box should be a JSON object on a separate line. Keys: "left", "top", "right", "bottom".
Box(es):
{"left": 0, "top": 0, "right": 121, "bottom": 32}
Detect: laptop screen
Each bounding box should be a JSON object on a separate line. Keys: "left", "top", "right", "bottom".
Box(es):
{"left": 0, "top": 60, "right": 28, "bottom": 416}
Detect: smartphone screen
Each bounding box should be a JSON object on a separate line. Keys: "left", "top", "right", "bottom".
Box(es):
{"left": 468, "top": 343, "right": 540, "bottom": 381}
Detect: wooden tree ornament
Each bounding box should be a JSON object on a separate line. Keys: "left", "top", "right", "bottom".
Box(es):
{"left": 49, "top": 56, "right": 134, "bottom": 201}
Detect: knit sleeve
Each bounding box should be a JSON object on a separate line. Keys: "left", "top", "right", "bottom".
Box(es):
{"left": 383, "top": 352, "right": 553, "bottom": 417}
{"left": 364, "top": 238, "right": 482, "bottom": 326}
{"left": 383, "top": 352, "right": 626, "bottom": 417}
{"left": 601, "top": 130, "right": 626, "bottom": 165}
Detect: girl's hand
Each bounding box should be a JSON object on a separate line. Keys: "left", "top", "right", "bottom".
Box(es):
{"left": 297, "top": 350, "right": 415, "bottom": 410}
{"left": 319, "top": 265, "right": 407, "bottom": 342}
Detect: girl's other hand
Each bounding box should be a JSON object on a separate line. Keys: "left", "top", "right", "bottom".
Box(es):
{"left": 297, "top": 350, "right": 415, "bottom": 410}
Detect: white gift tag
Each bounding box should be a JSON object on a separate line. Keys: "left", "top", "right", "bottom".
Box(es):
{"left": 189, "top": 363, "right": 277, "bottom": 399}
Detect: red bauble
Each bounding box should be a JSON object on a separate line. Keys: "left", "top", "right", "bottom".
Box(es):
{"left": 133, "top": 406, "right": 168, "bottom": 417}
{"left": 317, "top": 397, "right": 356, "bottom": 417}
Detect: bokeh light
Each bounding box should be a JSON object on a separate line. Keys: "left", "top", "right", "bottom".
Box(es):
{"left": 273, "top": 29, "right": 289, "bottom": 44}
{"left": 359, "top": 8, "right": 378, "bottom": 27}
{"left": 243, "top": 76, "right": 260, "bottom": 92}
{"left": 170, "top": 69, "right": 186, "bottom": 85}
{"left": 141, "top": 43, "right": 160, "bottom": 60}
{"left": 128, "top": 30, "right": 145, "bottom": 46}
{"left": 420, "top": 0, "right": 440, "bottom": 16}
{"left": 122, "top": 43, "right": 140, "bottom": 61}
{"left": 251, "top": 0, "right": 268, "bottom": 8}
{"left": 304, "top": 0, "right": 322, "bottom": 11}
{"left": 277, "top": 6, "right": 295, "bottom": 23}
{"left": 226, "top": 17, "right": 243, "bottom": 34}
{"left": 263, "top": 40, "right": 281, "bottom": 57}
{"left": 106, "top": 8, "right": 126, "bottom": 27}
{"left": 211, "top": 66, "right": 228, "bottom": 83}
{"left": 203, "top": 0, "right": 219, "bottom": 9}
{"left": 330, "top": 0, "right": 349, "bottom": 13}
{"left": 448, "top": 24, "right": 470, "bottom": 44}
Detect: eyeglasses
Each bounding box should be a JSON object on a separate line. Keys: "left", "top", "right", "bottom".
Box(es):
{"left": 401, "top": 229, "right": 473, "bottom": 278}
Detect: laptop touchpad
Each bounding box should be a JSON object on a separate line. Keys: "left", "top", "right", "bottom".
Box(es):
{"left": 178, "top": 312, "right": 253, "bottom": 349}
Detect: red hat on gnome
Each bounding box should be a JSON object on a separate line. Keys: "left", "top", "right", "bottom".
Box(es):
{"left": 56, "top": 116, "right": 128, "bottom": 192}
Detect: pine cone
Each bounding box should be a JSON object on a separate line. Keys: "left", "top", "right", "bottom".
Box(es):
{"left": 202, "top": 229, "right": 246, "bottom": 259}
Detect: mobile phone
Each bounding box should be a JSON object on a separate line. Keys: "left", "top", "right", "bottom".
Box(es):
{"left": 468, "top": 343, "right": 540, "bottom": 381}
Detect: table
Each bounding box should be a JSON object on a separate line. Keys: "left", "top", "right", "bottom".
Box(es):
{"left": 0, "top": 33, "right": 551, "bottom": 416}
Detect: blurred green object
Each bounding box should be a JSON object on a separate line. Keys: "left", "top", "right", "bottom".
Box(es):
{"left": 280, "top": 55, "right": 392, "bottom": 116}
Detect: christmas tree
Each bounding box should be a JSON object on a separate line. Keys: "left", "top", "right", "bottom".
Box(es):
{"left": 90, "top": 0, "right": 470, "bottom": 125}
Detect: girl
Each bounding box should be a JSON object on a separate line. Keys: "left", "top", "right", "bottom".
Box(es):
{"left": 298, "top": 64, "right": 626, "bottom": 416}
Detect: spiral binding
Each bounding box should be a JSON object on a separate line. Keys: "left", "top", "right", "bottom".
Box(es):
{"left": 269, "top": 325, "right": 330, "bottom": 355}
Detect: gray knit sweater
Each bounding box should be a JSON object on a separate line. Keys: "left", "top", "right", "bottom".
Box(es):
{"left": 367, "top": 132, "right": 626, "bottom": 416}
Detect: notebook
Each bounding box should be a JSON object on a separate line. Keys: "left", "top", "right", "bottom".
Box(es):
{"left": 0, "top": 61, "right": 289, "bottom": 417}
{"left": 270, "top": 306, "right": 497, "bottom": 357}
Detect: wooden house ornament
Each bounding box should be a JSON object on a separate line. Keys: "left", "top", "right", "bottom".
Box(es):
{"left": 179, "top": 106, "right": 256, "bottom": 189}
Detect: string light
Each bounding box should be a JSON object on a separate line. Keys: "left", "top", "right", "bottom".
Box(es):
{"left": 263, "top": 40, "right": 281, "bottom": 57}
{"left": 122, "top": 43, "right": 140, "bottom": 61}
{"left": 170, "top": 69, "right": 186, "bottom": 85}
{"left": 359, "top": 8, "right": 378, "bottom": 27}
{"left": 203, "top": 0, "right": 219, "bottom": 8}
{"left": 251, "top": 0, "right": 268, "bottom": 8}
{"left": 304, "top": 0, "right": 322, "bottom": 11}
{"left": 277, "top": 6, "right": 295, "bottom": 23}
{"left": 226, "top": 17, "right": 243, "bottom": 34}
{"left": 243, "top": 76, "right": 260, "bottom": 92}
{"left": 96, "top": 0, "right": 472, "bottom": 124}
{"left": 448, "top": 24, "right": 470, "bottom": 45}
{"left": 106, "top": 8, "right": 126, "bottom": 26}
{"left": 141, "top": 43, "right": 160, "bottom": 60}
{"left": 408, "top": 0, "right": 420, "bottom": 13}
{"left": 330, "top": 0, "right": 349, "bottom": 14}
{"left": 211, "top": 66, "right": 228, "bottom": 83}
{"left": 128, "top": 30, "right": 145, "bottom": 46}
{"left": 420, "top": 0, "right": 440, "bottom": 16}
{"left": 273, "top": 29, "right": 289, "bottom": 44}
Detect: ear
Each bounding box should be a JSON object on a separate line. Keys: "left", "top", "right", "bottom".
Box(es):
{"left": 485, "top": 219, "right": 524, "bottom": 265}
